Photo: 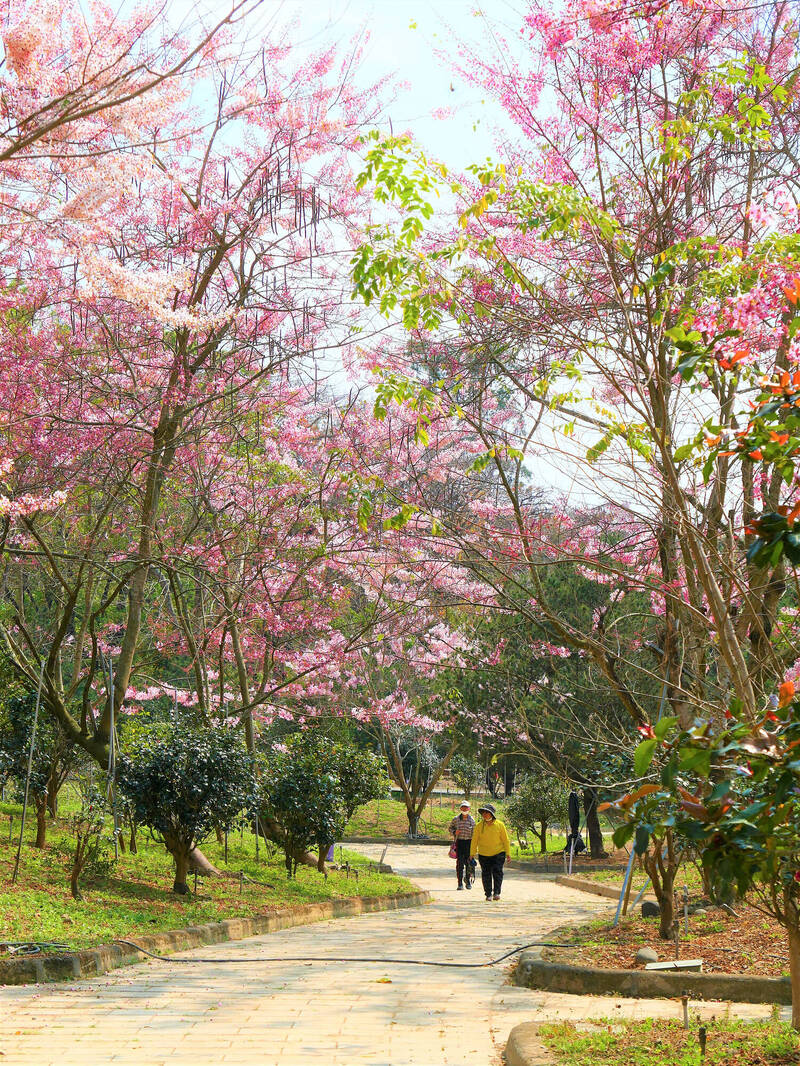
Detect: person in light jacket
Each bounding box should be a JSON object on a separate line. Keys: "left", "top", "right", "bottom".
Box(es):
{"left": 448, "top": 801, "right": 476, "bottom": 890}
{"left": 470, "top": 802, "right": 511, "bottom": 901}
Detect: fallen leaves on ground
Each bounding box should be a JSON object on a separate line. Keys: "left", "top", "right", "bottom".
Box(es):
{"left": 549, "top": 904, "right": 788, "bottom": 976}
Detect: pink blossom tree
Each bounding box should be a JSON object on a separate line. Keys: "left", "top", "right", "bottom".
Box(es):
{"left": 351, "top": 0, "right": 800, "bottom": 739}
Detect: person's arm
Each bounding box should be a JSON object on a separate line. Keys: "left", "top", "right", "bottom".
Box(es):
{"left": 469, "top": 822, "right": 480, "bottom": 858}
{"left": 448, "top": 817, "right": 457, "bottom": 838}
{"left": 500, "top": 821, "right": 511, "bottom": 860}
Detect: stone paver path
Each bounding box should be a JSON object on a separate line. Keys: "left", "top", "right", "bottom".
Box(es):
{"left": 0, "top": 845, "right": 785, "bottom": 1065}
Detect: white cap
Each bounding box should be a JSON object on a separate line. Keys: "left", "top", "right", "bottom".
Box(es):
{"left": 460, "top": 800, "right": 470, "bottom": 809}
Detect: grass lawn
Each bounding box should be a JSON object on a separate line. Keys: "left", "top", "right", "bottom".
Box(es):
{"left": 343, "top": 796, "right": 615, "bottom": 855}
{"left": 344, "top": 795, "right": 510, "bottom": 839}
{"left": 0, "top": 799, "right": 414, "bottom": 952}
{"left": 541, "top": 1018, "right": 800, "bottom": 1065}
{"left": 575, "top": 861, "right": 705, "bottom": 892}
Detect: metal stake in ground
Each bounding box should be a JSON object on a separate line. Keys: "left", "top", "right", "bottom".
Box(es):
{"left": 11, "top": 662, "right": 45, "bottom": 884}
{"left": 699, "top": 1026, "right": 707, "bottom": 1058}
{"left": 105, "top": 653, "right": 119, "bottom": 860}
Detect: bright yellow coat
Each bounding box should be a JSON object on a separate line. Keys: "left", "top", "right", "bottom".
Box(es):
{"left": 470, "top": 818, "right": 511, "bottom": 858}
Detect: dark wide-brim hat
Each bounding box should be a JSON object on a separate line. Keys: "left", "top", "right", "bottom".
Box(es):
{"left": 477, "top": 802, "right": 496, "bottom": 818}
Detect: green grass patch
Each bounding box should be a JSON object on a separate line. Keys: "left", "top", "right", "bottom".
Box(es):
{"left": 0, "top": 808, "right": 413, "bottom": 952}
{"left": 541, "top": 1017, "right": 800, "bottom": 1065}
{"left": 343, "top": 795, "right": 508, "bottom": 839}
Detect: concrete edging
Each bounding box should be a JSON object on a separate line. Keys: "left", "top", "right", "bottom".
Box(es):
{"left": 505, "top": 1022, "right": 552, "bottom": 1066}
{"left": 0, "top": 889, "right": 431, "bottom": 987}
{"left": 514, "top": 952, "right": 792, "bottom": 1004}
{"left": 555, "top": 873, "right": 660, "bottom": 900}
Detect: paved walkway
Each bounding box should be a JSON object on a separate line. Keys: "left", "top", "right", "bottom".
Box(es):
{"left": 0, "top": 845, "right": 784, "bottom": 1065}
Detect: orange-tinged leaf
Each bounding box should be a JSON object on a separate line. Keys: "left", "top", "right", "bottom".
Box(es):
{"left": 678, "top": 786, "right": 701, "bottom": 803}
{"left": 779, "top": 680, "right": 795, "bottom": 708}
{"left": 627, "top": 784, "right": 662, "bottom": 803}
{"left": 680, "top": 800, "right": 709, "bottom": 819}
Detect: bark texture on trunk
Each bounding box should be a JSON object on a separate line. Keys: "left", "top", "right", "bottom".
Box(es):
{"left": 188, "top": 847, "right": 223, "bottom": 877}
{"left": 70, "top": 862, "right": 83, "bottom": 900}
{"left": 256, "top": 815, "right": 319, "bottom": 870}
{"left": 173, "top": 850, "right": 190, "bottom": 894}
{"left": 47, "top": 776, "right": 58, "bottom": 819}
{"left": 34, "top": 800, "right": 47, "bottom": 848}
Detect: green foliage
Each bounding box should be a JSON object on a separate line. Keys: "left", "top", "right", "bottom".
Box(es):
{"left": 51, "top": 783, "right": 116, "bottom": 899}
{"left": 608, "top": 696, "right": 800, "bottom": 928}
{"left": 258, "top": 731, "right": 388, "bottom": 876}
{"left": 0, "top": 684, "right": 77, "bottom": 825}
{"left": 449, "top": 753, "right": 485, "bottom": 798}
{"left": 117, "top": 724, "right": 252, "bottom": 889}
{"left": 505, "top": 774, "right": 569, "bottom": 851}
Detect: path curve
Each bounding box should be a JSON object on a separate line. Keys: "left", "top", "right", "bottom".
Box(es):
{"left": 0, "top": 845, "right": 778, "bottom": 1065}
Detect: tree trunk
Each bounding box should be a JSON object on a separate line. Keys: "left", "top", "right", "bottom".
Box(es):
{"left": 70, "top": 861, "right": 83, "bottom": 900}
{"left": 188, "top": 847, "right": 223, "bottom": 877}
{"left": 256, "top": 813, "right": 318, "bottom": 870}
{"left": 657, "top": 873, "right": 676, "bottom": 940}
{"left": 788, "top": 924, "right": 800, "bottom": 1030}
{"left": 407, "top": 809, "right": 420, "bottom": 837}
{"left": 538, "top": 821, "right": 548, "bottom": 853}
{"left": 173, "top": 850, "right": 191, "bottom": 894}
{"left": 317, "top": 845, "right": 326, "bottom": 872}
{"left": 129, "top": 824, "right": 138, "bottom": 854}
{"left": 583, "top": 787, "right": 607, "bottom": 858}
{"left": 34, "top": 799, "right": 47, "bottom": 848}
{"left": 47, "top": 775, "right": 58, "bottom": 819}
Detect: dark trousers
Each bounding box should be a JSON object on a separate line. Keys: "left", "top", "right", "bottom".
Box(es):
{"left": 478, "top": 852, "right": 505, "bottom": 897}
{"left": 455, "top": 838, "right": 472, "bottom": 884}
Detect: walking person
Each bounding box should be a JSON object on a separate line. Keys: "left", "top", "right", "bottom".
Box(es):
{"left": 448, "top": 801, "right": 475, "bottom": 890}
{"left": 470, "top": 802, "right": 511, "bottom": 901}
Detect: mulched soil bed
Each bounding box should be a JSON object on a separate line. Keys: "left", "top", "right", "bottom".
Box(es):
{"left": 547, "top": 903, "right": 789, "bottom": 977}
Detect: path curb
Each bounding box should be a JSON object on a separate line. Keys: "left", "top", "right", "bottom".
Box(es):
{"left": 554, "top": 874, "right": 654, "bottom": 901}
{"left": 513, "top": 953, "right": 792, "bottom": 1004}
{"left": 505, "top": 1022, "right": 552, "bottom": 1066}
{"left": 0, "top": 889, "right": 431, "bottom": 987}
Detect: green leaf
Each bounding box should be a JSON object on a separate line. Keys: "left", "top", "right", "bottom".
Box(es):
{"left": 634, "top": 825, "right": 651, "bottom": 855}
{"left": 677, "top": 745, "right": 712, "bottom": 778}
{"left": 654, "top": 716, "right": 678, "bottom": 741}
{"left": 673, "top": 442, "right": 697, "bottom": 462}
{"left": 634, "top": 738, "right": 658, "bottom": 777}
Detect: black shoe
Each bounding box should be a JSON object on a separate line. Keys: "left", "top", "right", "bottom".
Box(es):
{"left": 465, "top": 882, "right": 472, "bottom": 890}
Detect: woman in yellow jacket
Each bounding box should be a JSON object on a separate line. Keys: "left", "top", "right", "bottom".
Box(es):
{"left": 470, "top": 802, "right": 511, "bottom": 900}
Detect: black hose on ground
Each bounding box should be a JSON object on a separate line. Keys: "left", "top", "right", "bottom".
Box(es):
{"left": 113, "top": 938, "right": 570, "bottom": 968}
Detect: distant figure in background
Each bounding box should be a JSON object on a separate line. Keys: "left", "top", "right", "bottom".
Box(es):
{"left": 449, "top": 801, "right": 475, "bottom": 890}
{"left": 563, "top": 790, "right": 585, "bottom": 856}
{"left": 470, "top": 802, "right": 511, "bottom": 901}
